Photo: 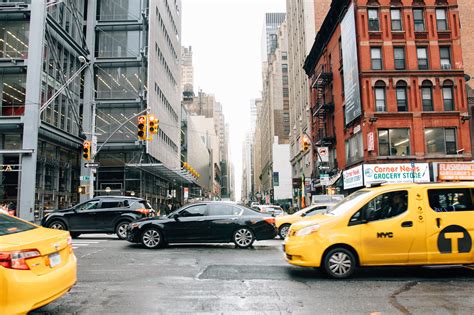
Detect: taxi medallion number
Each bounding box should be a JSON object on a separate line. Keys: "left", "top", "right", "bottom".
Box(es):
{"left": 49, "top": 252, "right": 61, "bottom": 268}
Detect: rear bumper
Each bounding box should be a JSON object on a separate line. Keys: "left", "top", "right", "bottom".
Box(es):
{"left": 0, "top": 253, "right": 77, "bottom": 315}
{"left": 255, "top": 225, "right": 278, "bottom": 240}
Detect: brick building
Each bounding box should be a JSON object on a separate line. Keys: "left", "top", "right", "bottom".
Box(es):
{"left": 304, "top": 0, "right": 471, "bottom": 192}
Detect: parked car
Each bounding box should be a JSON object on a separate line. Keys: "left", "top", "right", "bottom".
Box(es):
{"left": 284, "top": 182, "right": 474, "bottom": 279}
{"left": 41, "top": 196, "right": 156, "bottom": 239}
{"left": 126, "top": 201, "right": 277, "bottom": 249}
{"left": 0, "top": 213, "right": 76, "bottom": 314}
{"left": 276, "top": 203, "right": 336, "bottom": 239}
{"left": 252, "top": 205, "right": 287, "bottom": 216}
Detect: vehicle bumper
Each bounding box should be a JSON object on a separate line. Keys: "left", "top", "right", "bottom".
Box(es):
{"left": 126, "top": 227, "right": 141, "bottom": 243}
{"left": 0, "top": 253, "right": 77, "bottom": 315}
{"left": 283, "top": 235, "right": 324, "bottom": 267}
{"left": 255, "top": 225, "right": 278, "bottom": 240}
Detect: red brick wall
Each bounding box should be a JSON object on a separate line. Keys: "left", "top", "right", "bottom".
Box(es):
{"left": 458, "top": 0, "right": 474, "bottom": 89}
{"left": 314, "top": 0, "right": 332, "bottom": 32}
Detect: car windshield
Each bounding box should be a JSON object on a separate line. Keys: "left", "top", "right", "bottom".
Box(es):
{"left": 326, "top": 190, "right": 372, "bottom": 216}
{"left": 0, "top": 214, "right": 37, "bottom": 236}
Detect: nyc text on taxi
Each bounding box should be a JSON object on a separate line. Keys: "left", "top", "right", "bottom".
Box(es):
{"left": 283, "top": 183, "right": 474, "bottom": 278}
{"left": 0, "top": 214, "right": 77, "bottom": 314}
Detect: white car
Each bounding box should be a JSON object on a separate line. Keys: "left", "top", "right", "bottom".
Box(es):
{"left": 252, "top": 205, "right": 287, "bottom": 216}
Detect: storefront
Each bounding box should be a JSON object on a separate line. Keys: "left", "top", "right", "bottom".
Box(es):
{"left": 433, "top": 162, "right": 474, "bottom": 181}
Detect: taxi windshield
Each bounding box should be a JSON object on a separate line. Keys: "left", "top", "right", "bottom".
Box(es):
{"left": 0, "top": 214, "right": 37, "bottom": 236}
{"left": 326, "top": 190, "right": 371, "bottom": 216}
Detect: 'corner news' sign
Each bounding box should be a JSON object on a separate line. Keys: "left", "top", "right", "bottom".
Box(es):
{"left": 343, "top": 163, "right": 431, "bottom": 189}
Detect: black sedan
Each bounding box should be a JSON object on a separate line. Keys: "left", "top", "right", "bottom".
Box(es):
{"left": 126, "top": 202, "right": 277, "bottom": 249}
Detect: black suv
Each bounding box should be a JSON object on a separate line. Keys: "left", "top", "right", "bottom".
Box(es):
{"left": 41, "top": 196, "right": 156, "bottom": 239}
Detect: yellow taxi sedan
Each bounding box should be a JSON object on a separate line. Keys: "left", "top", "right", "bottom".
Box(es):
{"left": 0, "top": 214, "right": 77, "bottom": 315}
{"left": 276, "top": 203, "right": 335, "bottom": 239}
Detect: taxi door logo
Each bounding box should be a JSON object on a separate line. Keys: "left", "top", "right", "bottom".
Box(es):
{"left": 437, "top": 225, "right": 472, "bottom": 254}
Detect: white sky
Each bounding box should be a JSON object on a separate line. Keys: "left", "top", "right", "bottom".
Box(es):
{"left": 182, "top": 0, "right": 286, "bottom": 201}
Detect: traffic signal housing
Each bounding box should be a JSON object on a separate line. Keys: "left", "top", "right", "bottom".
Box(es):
{"left": 82, "top": 140, "right": 91, "bottom": 160}
{"left": 302, "top": 136, "right": 311, "bottom": 152}
{"left": 138, "top": 115, "right": 147, "bottom": 140}
{"left": 148, "top": 115, "right": 159, "bottom": 135}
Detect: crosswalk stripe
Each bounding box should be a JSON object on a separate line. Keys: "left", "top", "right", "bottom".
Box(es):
{"left": 72, "top": 241, "right": 100, "bottom": 244}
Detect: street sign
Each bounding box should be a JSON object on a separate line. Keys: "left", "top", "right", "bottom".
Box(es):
{"left": 80, "top": 176, "right": 90, "bottom": 181}
{"left": 320, "top": 174, "right": 330, "bottom": 186}
{"left": 85, "top": 162, "right": 100, "bottom": 168}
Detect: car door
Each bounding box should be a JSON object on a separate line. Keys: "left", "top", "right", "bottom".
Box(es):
{"left": 207, "top": 204, "right": 241, "bottom": 241}
{"left": 165, "top": 204, "right": 210, "bottom": 242}
{"left": 67, "top": 200, "right": 101, "bottom": 231}
{"left": 425, "top": 187, "right": 474, "bottom": 264}
{"left": 95, "top": 200, "right": 125, "bottom": 231}
{"left": 359, "top": 190, "right": 418, "bottom": 265}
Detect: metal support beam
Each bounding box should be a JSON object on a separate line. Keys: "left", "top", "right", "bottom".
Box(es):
{"left": 19, "top": 0, "right": 46, "bottom": 221}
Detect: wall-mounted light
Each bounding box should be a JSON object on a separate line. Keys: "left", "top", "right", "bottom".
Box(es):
{"left": 369, "top": 116, "right": 378, "bottom": 124}
{"left": 460, "top": 114, "right": 471, "bottom": 123}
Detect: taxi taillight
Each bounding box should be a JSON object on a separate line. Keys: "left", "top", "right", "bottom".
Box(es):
{"left": 67, "top": 236, "right": 73, "bottom": 254}
{"left": 136, "top": 208, "right": 150, "bottom": 216}
{"left": 0, "top": 249, "right": 40, "bottom": 270}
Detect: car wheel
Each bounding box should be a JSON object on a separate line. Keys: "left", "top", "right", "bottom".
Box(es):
{"left": 141, "top": 227, "right": 163, "bottom": 249}
{"left": 232, "top": 227, "right": 255, "bottom": 249}
{"left": 48, "top": 220, "right": 67, "bottom": 231}
{"left": 70, "top": 232, "right": 81, "bottom": 239}
{"left": 323, "top": 247, "right": 357, "bottom": 279}
{"left": 279, "top": 224, "right": 291, "bottom": 239}
{"left": 115, "top": 221, "right": 131, "bottom": 240}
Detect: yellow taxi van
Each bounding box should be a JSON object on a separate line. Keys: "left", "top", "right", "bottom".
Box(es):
{"left": 283, "top": 182, "right": 474, "bottom": 278}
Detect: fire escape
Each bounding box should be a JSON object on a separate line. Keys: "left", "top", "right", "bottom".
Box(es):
{"left": 311, "top": 64, "right": 334, "bottom": 147}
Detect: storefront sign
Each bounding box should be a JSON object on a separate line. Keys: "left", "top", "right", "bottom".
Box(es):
{"left": 320, "top": 174, "right": 330, "bottom": 186}
{"left": 438, "top": 162, "right": 474, "bottom": 180}
{"left": 363, "top": 163, "right": 430, "bottom": 185}
{"left": 343, "top": 165, "right": 364, "bottom": 189}
{"left": 367, "top": 132, "right": 374, "bottom": 151}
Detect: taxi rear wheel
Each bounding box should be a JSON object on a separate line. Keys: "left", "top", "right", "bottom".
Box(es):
{"left": 279, "top": 224, "right": 291, "bottom": 239}
{"left": 323, "top": 247, "right": 356, "bottom": 279}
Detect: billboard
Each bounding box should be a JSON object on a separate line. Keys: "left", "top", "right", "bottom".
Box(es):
{"left": 341, "top": 3, "right": 362, "bottom": 125}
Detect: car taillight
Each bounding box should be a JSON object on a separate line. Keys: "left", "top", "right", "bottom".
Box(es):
{"left": 0, "top": 249, "right": 41, "bottom": 270}
{"left": 136, "top": 208, "right": 150, "bottom": 216}
{"left": 67, "top": 236, "right": 73, "bottom": 254}
{"left": 264, "top": 217, "right": 275, "bottom": 225}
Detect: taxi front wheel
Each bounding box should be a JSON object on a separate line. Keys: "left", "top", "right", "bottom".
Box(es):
{"left": 323, "top": 247, "right": 356, "bottom": 279}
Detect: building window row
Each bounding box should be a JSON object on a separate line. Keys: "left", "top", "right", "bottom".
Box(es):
{"left": 163, "top": 0, "right": 179, "bottom": 38}
{"left": 156, "top": 7, "right": 178, "bottom": 62}
{"left": 368, "top": 7, "right": 449, "bottom": 33}
{"left": 373, "top": 79, "right": 455, "bottom": 112}
{"left": 370, "top": 45, "right": 451, "bottom": 71}
{"left": 154, "top": 82, "right": 178, "bottom": 122}
{"left": 155, "top": 42, "right": 178, "bottom": 88}
{"left": 97, "top": 0, "right": 145, "bottom": 21}
{"left": 159, "top": 129, "right": 178, "bottom": 153}
{"left": 376, "top": 127, "right": 457, "bottom": 157}
{"left": 0, "top": 20, "right": 29, "bottom": 59}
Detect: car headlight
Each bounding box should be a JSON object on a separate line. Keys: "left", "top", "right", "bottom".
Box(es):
{"left": 295, "top": 224, "right": 320, "bottom": 236}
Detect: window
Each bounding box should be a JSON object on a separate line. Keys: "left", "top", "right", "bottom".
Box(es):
{"left": 371, "top": 47, "right": 382, "bottom": 70}
{"left": 95, "top": 66, "right": 141, "bottom": 99}
{"left": 428, "top": 188, "right": 474, "bottom": 212}
{"left": 391, "top": 9, "right": 402, "bottom": 31}
{"left": 76, "top": 200, "right": 100, "bottom": 211}
{"left": 96, "top": 30, "right": 141, "bottom": 58}
{"left": 417, "top": 47, "right": 429, "bottom": 70}
{"left": 368, "top": 9, "right": 380, "bottom": 31}
{"left": 413, "top": 9, "right": 425, "bottom": 32}
{"left": 345, "top": 133, "right": 363, "bottom": 164}
{"left": 394, "top": 47, "right": 406, "bottom": 70}
{"left": 273, "top": 172, "right": 279, "bottom": 186}
{"left": 0, "top": 20, "right": 29, "bottom": 59}
{"left": 374, "top": 81, "right": 386, "bottom": 112}
{"left": 282, "top": 64, "right": 288, "bottom": 73}
{"left": 363, "top": 191, "right": 408, "bottom": 222}
{"left": 378, "top": 129, "right": 410, "bottom": 156}
{"left": 421, "top": 81, "right": 433, "bottom": 111}
{"left": 0, "top": 73, "right": 26, "bottom": 116}
{"left": 281, "top": 52, "right": 288, "bottom": 60}
{"left": 436, "top": 9, "right": 448, "bottom": 31}
{"left": 396, "top": 81, "right": 408, "bottom": 111}
{"left": 440, "top": 47, "right": 451, "bottom": 69}
{"left": 443, "top": 81, "right": 454, "bottom": 111}
{"left": 0, "top": 214, "right": 36, "bottom": 236}
{"left": 425, "top": 128, "right": 457, "bottom": 154}
{"left": 304, "top": 206, "right": 327, "bottom": 217}
{"left": 179, "top": 205, "right": 207, "bottom": 217}
{"left": 208, "top": 204, "right": 242, "bottom": 216}
{"left": 129, "top": 200, "right": 152, "bottom": 209}
{"left": 97, "top": 0, "right": 144, "bottom": 20}
{"left": 100, "top": 201, "right": 123, "bottom": 208}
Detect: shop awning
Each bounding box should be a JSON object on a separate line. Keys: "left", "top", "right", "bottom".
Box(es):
{"left": 125, "top": 163, "right": 198, "bottom": 185}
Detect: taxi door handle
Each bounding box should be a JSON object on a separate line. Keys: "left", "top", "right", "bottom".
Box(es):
{"left": 436, "top": 218, "right": 441, "bottom": 228}
{"left": 401, "top": 221, "right": 413, "bottom": 228}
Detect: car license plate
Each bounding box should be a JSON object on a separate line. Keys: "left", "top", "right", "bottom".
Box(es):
{"left": 49, "top": 252, "right": 61, "bottom": 268}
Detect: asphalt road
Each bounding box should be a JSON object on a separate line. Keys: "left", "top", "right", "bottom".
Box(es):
{"left": 32, "top": 234, "right": 474, "bottom": 314}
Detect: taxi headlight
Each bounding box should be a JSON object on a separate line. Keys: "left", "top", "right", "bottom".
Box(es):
{"left": 295, "top": 224, "right": 320, "bottom": 236}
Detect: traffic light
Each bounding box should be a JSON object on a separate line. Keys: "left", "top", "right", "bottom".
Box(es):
{"left": 302, "top": 137, "right": 311, "bottom": 152}
{"left": 137, "top": 115, "right": 147, "bottom": 140}
{"left": 148, "top": 115, "right": 159, "bottom": 135}
{"left": 82, "top": 140, "right": 91, "bottom": 160}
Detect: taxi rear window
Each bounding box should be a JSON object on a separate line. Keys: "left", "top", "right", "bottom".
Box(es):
{"left": 0, "top": 214, "right": 36, "bottom": 236}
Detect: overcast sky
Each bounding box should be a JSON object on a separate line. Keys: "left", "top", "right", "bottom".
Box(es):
{"left": 182, "top": 0, "right": 286, "bottom": 201}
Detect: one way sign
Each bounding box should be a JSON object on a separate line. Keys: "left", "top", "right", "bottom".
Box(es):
{"left": 84, "top": 162, "right": 100, "bottom": 168}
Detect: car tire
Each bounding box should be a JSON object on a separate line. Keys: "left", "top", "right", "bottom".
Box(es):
{"left": 48, "top": 220, "right": 67, "bottom": 231}
{"left": 232, "top": 227, "right": 255, "bottom": 249}
{"left": 115, "top": 220, "right": 131, "bottom": 240}
{"left": 279, "top": 224, "right": 291, "bottom": 239}
{"left": 323, "top": 247, "right": 357, "bottom": 279}
{"left": 70, "top": 232, "right": 81, "bottom": 239}
{"left": 141, "top": 227, "right": 163, "bottom": 249}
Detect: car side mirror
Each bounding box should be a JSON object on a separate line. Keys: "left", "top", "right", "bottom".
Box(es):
{"left": 301, "top": 212, "right": 306, "bottom": 217}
